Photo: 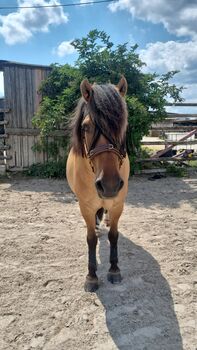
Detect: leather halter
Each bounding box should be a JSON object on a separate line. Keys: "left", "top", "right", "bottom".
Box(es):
{"left": 83, "top": 129, "right": 126, "bottom": 173}
{"left": 88, "top": 144, "right": 125, "bottom": 163}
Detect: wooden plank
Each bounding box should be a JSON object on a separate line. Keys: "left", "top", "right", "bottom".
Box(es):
{"left": 28, "top": 135, "right": 37, "bottom": 165}
{"left": 10, "top": 66, "right": 17, "bottom": 128}
{"left": 151, "top": 126, "right": 197, "bottom": 131}
{"left": 0, "top": 108, "right": 10, "bottom": 113}
{"left": 0, "top": 155, "right": 12, "bottom": 160}
{"left": 6, "top": 166, "right": 24, "bottom": 172}
{"left": 0, "top": 145, "right": 10, "bottom": 150}
{"left": 14, "top": 66, "right": 20, "bottom": 128}
{"left": 165, "top": 103, "right": 197, "bottom": 106}
{"left": 8, "top": 135, "right": 16, "bottom": 168}
{"left": 19, "top": 67, "right": 27, "bottom": 129}
{"left": 26, "top": 68, "right": 34, "bottom": 129}
{"left": 6, "top": 128, "right": 40, "bottom": 135}
{"left": 23, "top": 135, "right": 29, "bottom": 167}
{"left": 135, "top": 168, "right": 167, "bottom": 175}
{"left": 0, "top": 120, "right": 8, "bottom": 125}
{"left": 136, "top": 157, "right": 197, "bottom": 163}
{"left": 0, "top": 165, "right": 6, "bottom": 175}
{"left": 141, "top": 140, "right": 197, "bottom": 146}
{"left": 5, "top": 128, "right": 67, "bottom": 136}
{"left": 166, "top": 113, "right": 197, "bottom": 119}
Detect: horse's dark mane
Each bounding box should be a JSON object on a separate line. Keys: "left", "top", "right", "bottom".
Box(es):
{"left": 70, "top": 83, "right": 128, "bottom": 155}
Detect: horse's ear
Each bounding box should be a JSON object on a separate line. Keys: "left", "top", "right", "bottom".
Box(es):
{"left": 117, "top": 76, "right": 127, "bottom": 97}
{"left": 80, "top": 79, "right": 92, "bottom": 102}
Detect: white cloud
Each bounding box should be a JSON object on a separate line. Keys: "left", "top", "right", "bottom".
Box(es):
{"left": 139, "top": 40, "right": 197, "bottom": 106}
{"left": 0, "top": 0, "right": 68, "bottom": 45}
{"left": 139, "top": 40, "right": 197, "bottom": 83}
{"left": 109, "top": 0, "right": 197, "bottom": 39}
{"left": 55, "top": 40, "right": 76, "bottom": 57}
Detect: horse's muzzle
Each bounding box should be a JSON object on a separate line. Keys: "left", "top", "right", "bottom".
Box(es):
{"left": 95, "top": 176, "right": 124, "bottom": 198}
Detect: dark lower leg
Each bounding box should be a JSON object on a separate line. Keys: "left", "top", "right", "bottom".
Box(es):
{"left": 87, "top": 235, "right": 98, "bottom": 278}
{"left": 108, "top": 230, "right": 119, "bottom": 272}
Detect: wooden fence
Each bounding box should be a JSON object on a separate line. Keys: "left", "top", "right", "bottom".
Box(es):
{"left": 0, "top": 60, "right": 51, "bottom": 170}
{"left": 136, "top": 103, "right": 197, "bottom": 168}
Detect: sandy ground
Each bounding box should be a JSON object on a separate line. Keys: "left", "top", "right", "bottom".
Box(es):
{"left": 0, "top": 174, "right": 196, "bottom": 350}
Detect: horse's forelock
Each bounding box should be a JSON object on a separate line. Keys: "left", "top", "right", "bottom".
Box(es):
{"left": 89, "top": 84, "right": 128, "bottom": 143}
{"left": 71, "top": 83, "right": 128, "bottom": 154}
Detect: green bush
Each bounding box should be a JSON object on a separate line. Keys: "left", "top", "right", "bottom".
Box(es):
{"left": 25, "top": 160, "right": 66, "bottom": 178}
{"left": 165, "top": 163, "right": 187, "bottom": 177}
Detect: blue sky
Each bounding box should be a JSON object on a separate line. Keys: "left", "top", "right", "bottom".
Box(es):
{"left": 0, "top": 0, "right": 197, "bottom": 112}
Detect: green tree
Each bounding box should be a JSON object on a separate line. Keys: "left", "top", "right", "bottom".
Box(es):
{"left": 33, "top": 30, "right": 183, "bottom": 170}
{"left": 72, "top": 30, "right": 183, "bottom": 155}
{"left": 33, "top": 64, "right": 82, "bottom": 133}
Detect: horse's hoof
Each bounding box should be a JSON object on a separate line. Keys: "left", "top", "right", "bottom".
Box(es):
{"left": 107, "top": 271, "right": 122, "bottom": 284}
{"left": 84, "top": 276, "right": 99, "bottom": 293}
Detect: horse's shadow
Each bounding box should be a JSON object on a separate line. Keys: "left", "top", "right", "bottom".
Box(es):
{"left": 95, "top": 229, "right": 183, "bottom": 350}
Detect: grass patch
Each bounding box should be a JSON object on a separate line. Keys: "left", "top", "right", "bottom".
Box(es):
{"left": 165, "top": 163, "right": 187, "bottom": 177}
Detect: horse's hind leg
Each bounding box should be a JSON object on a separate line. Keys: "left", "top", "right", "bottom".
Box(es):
{"left": 80, "top": 203, "right": 99, "bottom": 292}
{"left": 95, "top": 208, "right": 104, "bottom": 228}
{"left": 107, "top": 205, "right": 123, "bottom": 284}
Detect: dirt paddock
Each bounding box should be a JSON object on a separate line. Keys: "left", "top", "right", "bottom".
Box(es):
{"left": 0, "top": 174, "right": 196, "bottom": 350}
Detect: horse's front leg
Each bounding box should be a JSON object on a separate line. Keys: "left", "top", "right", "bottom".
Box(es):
{"left": 79, "top": 203, "right": 99, "bottom": 292}
{"left": 107, "top": 205, "right": 123, "bottom": 284}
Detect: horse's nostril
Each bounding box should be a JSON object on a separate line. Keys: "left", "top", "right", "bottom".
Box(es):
{"left": 95, "top": 179, "right": 104, "bottom": 194}
{"left": 119, "top": 179, "right": 124, "bottom": 191}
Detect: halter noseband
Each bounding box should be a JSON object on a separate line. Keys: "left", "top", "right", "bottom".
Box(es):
{"left": 87, "top": 143, "right": 125, "bottom": 173}
{"left": 88, "top": 143, "right": 125, "bottom": 162}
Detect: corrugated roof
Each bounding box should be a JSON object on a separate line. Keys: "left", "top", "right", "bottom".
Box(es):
{"left": 0, "top": 60, "right": 51, "bottom": 70}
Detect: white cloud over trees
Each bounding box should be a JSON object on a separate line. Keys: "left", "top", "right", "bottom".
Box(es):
{"left": 54, "top": 40, "right": 76, "bottom": 57}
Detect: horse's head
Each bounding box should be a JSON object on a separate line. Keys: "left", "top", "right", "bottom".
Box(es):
{"left": 81, "top": 77, "right": 128, "bottom": 199}
{"left": 72, "top": 77, "right": 128, "bottom": 199}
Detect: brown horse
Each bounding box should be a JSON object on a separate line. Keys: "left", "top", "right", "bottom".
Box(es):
{"left": 66, "top": 76, "right": 130, "bottom": 292}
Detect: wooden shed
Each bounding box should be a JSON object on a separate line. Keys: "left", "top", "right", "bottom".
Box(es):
{"left": 0, "top": 60, "right": 51, "bottom": 170}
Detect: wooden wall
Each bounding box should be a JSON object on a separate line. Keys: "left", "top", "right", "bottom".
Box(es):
{"left": 2, "top": 63, "right": 51, "bottom": 169}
